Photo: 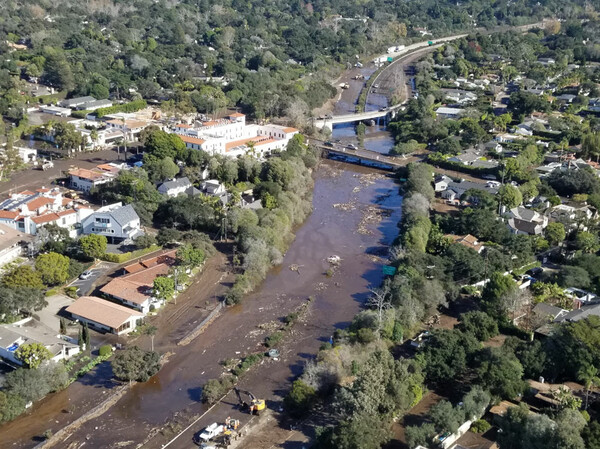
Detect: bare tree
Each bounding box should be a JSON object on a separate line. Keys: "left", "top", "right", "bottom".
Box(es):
{"left": 367, "top": 283, "right": 392, "bottom": 337}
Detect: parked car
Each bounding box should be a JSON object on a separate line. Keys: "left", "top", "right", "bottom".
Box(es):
{"left": 199, "top": 423, "right": 224, "bottom": 442}
{"left": 346, "top": 144, "right": 358, "bottom": 150}
{"left": 324, "top": 141, "right": 334, "bottom": 147}
{"left": 79, "top": 270, "right": 93, "bottom": 280}
{"left": 526, "top": 267, "right": 543, "bottom": 277}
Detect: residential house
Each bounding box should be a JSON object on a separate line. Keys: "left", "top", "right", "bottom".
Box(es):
{"left": 157, "top": 177, "right": 200, "bottom": 197}
{"left": 550, "top": 204, "right": 598, "bottom": 230}
{"left": 448, "top": 150, "right": 483, "bottom": 165}
{"left": 76, "top": 99, "right": 112, "bottom": 111}
{"left": 448, "top": 234, "right": 485, "bottom": 254}
{"left": 434, "top": 175, "right": 452, "bottom": 192}
{"left": 39, "top": 105, "right": 72, "bottom": 117}
{"left": 69, "top": 166, "right": 117, "bottom": 192}
{"left": 434, "top": 107, "right": 465, "bottom": 119}
{"left": 506, "top": 206, "right": 549, "bottom": 235}
{"left": 81, "top": 202, "right": 142, "bottom": 242}
{"left": 533, "top": 303, "right": 568, "bottom": 322}
{"left": 59, "top": 96, "right": 96, "bottom": 109}
{"left": 538, "top": 57, "right": 556, "bottom": 66}
{"left": 240, "top": 191, "right": 263, "bottom": 210}
{"left": 123, "top": 249, "right": 177, "bottom": 275}
{"left": 557, "top": 94, "right": 577, "bottom": 104}
{"left": 441, "top": 180, "right": 499, "bottom": 202}
{"left": 105, "top": 119, "right": 149, "bottom": 141}
{"left": 0, "top": 318, "right": 79, "bottom": 365}
{"left": 555, "top": 302, "right": 600, "bottom": 323}
{"left": 0, "top": 223, "right": 32, "bottom": 265}
{"left": 101, "top": 263, "right": 174, "bottom": 313}
{"left": 443, "top": 89, "right": 478, "bottom": 105}
{"left": 201, "top": 179, "right": 229, "bottom": 205}
{"left": 66, "top": 296, "right": 144, "bottom": 335}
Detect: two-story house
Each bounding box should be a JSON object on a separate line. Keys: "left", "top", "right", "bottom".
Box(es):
{"left": 157, "top": 177, "right": 200, "bottom": 197}
{"left": 81, "top": 203, "right": 142, "bottom": 243}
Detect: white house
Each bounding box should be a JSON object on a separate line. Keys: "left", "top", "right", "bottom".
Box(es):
{"left": 66, "top": 296, "right": 144, "bottom": 335}
{"left": 81, "top": 202, "right": 142, "bottom": 242}
{"left": 69, "top": 167, "right": 116, "bottom": 192}
{"left": 434, "top": 107, "right": 465, "bottom": 119}
{"left": 0, "top": 318, "right": 79, "bottom": 365}
{"left": 105, "top": 119, "right": 149, "bottom": 141}
{"left": 158, "top": 177, "right": 200, "bottom": 197}
{"left": 434, "top": 175, "right": 452, "bottom": 192}
{"left": 0, "top": 223, "right": 32, "bottom": 266}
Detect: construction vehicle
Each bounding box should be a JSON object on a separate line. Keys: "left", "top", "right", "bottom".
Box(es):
{"left": 40, "top": 159, "right": 53, "bottom": 171}
{"left": 235, "top": 388, "right": 266, "bottom": 415}
{"left": 199, "top": 423, "right": 224, "bottom": 442}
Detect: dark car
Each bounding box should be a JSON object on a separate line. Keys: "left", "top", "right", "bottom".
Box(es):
{"left": 526, "top": 267, "right": 543, "bottom": 277}
{"left": 324, "top": 141, "right": 334, "bottom": 147}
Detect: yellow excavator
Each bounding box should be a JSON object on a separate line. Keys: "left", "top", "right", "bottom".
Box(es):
{"left": 235, "top": 388, "right": 266, "bottom": 415}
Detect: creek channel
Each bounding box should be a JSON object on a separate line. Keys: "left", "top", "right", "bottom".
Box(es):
{"left": 0, "top": 101, "right": 403, "bottom": 449}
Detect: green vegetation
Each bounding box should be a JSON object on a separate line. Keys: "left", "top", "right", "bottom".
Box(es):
{"left": 111, "top": 346, "right": 161, "bottom": 383}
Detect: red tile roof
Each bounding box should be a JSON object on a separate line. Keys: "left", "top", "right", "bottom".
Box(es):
{"left": 229, "top": 112, "right": 245, "bottom": 118}
{"left": 69, "top": 168, "right": 106, "bottom": 181}
{"left": 26, "top": 197, "right": 54, "bottom": 211}
{"left": 100, "top": 263, "right": 171, "bottom": 305}
{"left": 67, "top": 296, "right": 144, "bottom": 329}
{"left": 179, "top": 135, "right": 206, "bottom": 146}
{"left": 123, "top": 249, "right": 177, "bottom": 274}
{"left": 31, "top": 213, "right": 60, "bottom": 225}
{"left": 0, "top": 211, "right": 19, "bottom": 219}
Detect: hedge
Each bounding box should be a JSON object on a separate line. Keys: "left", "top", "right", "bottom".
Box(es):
{"left": 96, "top": 99, "right": 147, "bottom": 118}
{"left": 100, "top": 244, "right": 161, "bottom": 264}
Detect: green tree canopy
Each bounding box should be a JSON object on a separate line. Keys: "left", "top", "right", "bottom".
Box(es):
{"left": 14, "top": 343, "right": 53, "bottom": 369}
{"left": 79, "top": 234, "right": 107, "bottom": 260}
{"left": 35, "top": 252, "right": 70, "bottom": 286}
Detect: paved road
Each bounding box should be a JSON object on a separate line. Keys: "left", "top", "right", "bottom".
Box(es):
{"left": 67, "top": 261, "right": 118, "bottom": 296}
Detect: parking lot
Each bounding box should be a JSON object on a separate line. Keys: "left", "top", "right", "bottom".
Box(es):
{"left": 68, "top": 261, "right": 118, "bottom": 296}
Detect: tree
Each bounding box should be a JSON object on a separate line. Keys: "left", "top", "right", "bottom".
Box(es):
{"left": 176, "top": 244, "right": 205, "bottom": 267}
{"left": 419, "top": 329, "right": 479, "bottom": 384}
{"left": 112, "top": 346, "right": 160, "bottom": 383}
{"left": 576, "top": 231, "right": 599, "bottom": 253}
{"left": 499, "top": 184, "right": 523, "bottom": 209}
{"left": 462, "top": 386, "right": 491, "bottom": 420}
{"left": 14, "top": 343, "right": 52, "bottom": 369}
{"left": 153, "top": 276, "right": 175, "bottom": 300}
{"left": 476, "top": 347, "right": 526, "bottom": 399}
{"left": 366, "top": 284, "right": 392, "bottom": 337}
{"left": 583, "top": 420, "right": 600, "bottom": 449}
{"left": 142, "top": 324, "right": 158, "bottom": 351}
{"left": 79, "top": 234, "right": 107, "bottom": 260}
{"left": 284, "top": 379, "right": 316, "bottom": 417}
{"left": 577, "top": 365, "right": 599, "bottom": 410}
{"left": 557, "top": 266, "right": 591, "bottom": 289}
{"left": 82, "top": 322, "right": 90, "bottom": 349}
{"left": 545, "top": 222, "right": 566, "bottom": 246}
{"left": 1, "top": 266, "right": 44, "bottom": 289}
{"left": 144, "top": 156, "right": 180, "bottom": 183}
{"left": 430, "top": 400, "right": 464, "bottom": 433}
{"left": 134, "top": 234, "right": 156, "bottom": 249}
{"left": 457, "top": 311, "right": 499, "bottom": 341}
{"left": 35, "top": 252, "right": 70, "bottom": 286}
{"left": 405, "top": 423, "right": 436, "bottom": 449}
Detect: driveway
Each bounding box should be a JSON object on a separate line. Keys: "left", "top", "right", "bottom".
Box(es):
{"left": 67, "top": 261, "right": 118, "bottom": 296}
{"left": 34, "top": 294, "right": 74, "bottom": 334}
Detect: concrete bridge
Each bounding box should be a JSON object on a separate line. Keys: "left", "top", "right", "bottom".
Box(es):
{"left": 313, "top": 105, "right": 402, "bottom": 131}
{"left": 310, "top": 139, "right": 414, "bottom": 171}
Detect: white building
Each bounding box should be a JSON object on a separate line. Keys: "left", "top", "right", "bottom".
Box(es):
{"left": 81, "top": 202, "right": 142, "bottom": 242}
{"left": 174, "top": 112, "right": 299, "bottom": 157}
{"left": 158, "top": 177, "right": 199, "bottom": 197}
{"left": 39, "top": 105, "right": 72, "bottom": 117}
{"left": 105, "top": 119, "right": 149, "bottom": 141}
{"left": 69, "top": 163, "right": 123, "bottom": 192}
{"left": 435, "top": 107, "right": 465, "bottom": 119}
{"left": 59, "top": 96, "right": 96, "bottom": 109}
{"left": 0, "top": 318, "right": 79, "bottom": 365}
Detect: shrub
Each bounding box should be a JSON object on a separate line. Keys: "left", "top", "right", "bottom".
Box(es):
{"left": 98, "top": 345, "right": 112, "bottom": 357}
{"left": 64, "top": 286, "right": 79, "bottom": 299}
{"left": 232, "top": 353, "right": 264, "bottom": 376}
{"left": 471, "top": 419, "right": 491, "bottom": 434}
{"left": 265, "top": 332, "right": 283, "bottom": 348}
{"left": 284, "top": 380, "right": 316, "bottom": 417}
{"left": 100, "top": 245, "right": 161, "bottom": 264}
{"left": 284, "top": 312, "right": 299, "bottom": 325}
{"left": 357, "top": 328, "right": 376, "bottom": 344}
{"left": 202, "top": 377, "right": 235, "bottom": 404}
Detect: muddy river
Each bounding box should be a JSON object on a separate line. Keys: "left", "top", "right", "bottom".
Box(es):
{"left": 0, "top": 129, "right": 402, "bottom": 447}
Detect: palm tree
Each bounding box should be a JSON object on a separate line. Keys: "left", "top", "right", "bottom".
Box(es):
{"left": 578, "top": 364, "right": 599, "bottom": 410}
{"left": 142, "top": 325, "right": 158, "bottom": 352}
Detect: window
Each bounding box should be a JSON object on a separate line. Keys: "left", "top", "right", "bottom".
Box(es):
{"left": 95, "top": 218, "right": 109, "bottom": 224}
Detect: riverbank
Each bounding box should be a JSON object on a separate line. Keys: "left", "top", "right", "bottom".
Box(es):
{"left": 0, "top": 160, "right": 402, "bottom": 448}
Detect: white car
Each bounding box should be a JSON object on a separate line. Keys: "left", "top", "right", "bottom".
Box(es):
{"left": 199, "top": 423, "right": 224, "bottom": 442}
{"left": 79, "top": 270, "right": 93, "bottom": 280}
